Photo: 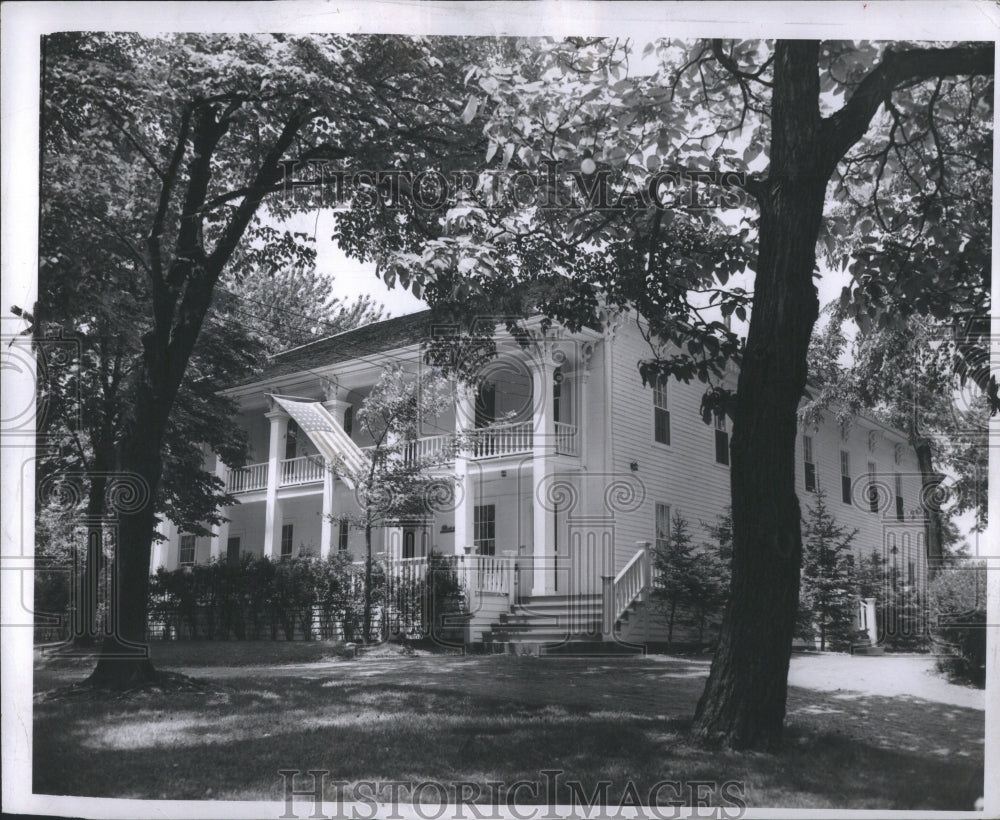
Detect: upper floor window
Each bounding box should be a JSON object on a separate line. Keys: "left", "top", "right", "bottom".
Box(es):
{"left": 281, "top": 523, "right": 294, "bottom": 557}
{"left": 338, "top": 519, "right": 349, "bottom": 551}
{"left": 343, "top": 406, "right": 353, "bottom": 438}
{"left": 803, "top": 435, "right": 817, "bottom": 493}
{"left": 553, "top": 368, "right": 562, "bottom": 424}
{"left": 655, "top": 503, "right": 671, "bottom": 552}
{"left": 867, "top": 461, "right": 878, "bottom": 513}
{"left": 475, "top": 381, "right": 496, "bottom": 428}
{"left": 179, "top": 534, "right": 196, "bottom": 566}
{"left": 840, "top": 450, "right": 851, "bottom": 505}
{"left": 653, "top": 376, "right": 670, "bottom": 445}
{"left": 894, "top": 473, "right": 904, "bottom": 521}
{"left": 714, "top": 414, "right": 729, "bottom": 466}
{"left": 284, "top": 419, "right": 299, "bottom": 460}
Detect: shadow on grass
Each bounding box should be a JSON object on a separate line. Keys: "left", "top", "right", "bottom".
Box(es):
{"left": 33, "top": 665, "right": 983, "bottom": 810}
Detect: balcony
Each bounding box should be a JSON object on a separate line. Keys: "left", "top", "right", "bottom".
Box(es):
{"left": 225, "top": 422, "right": 580, "bottom": 493}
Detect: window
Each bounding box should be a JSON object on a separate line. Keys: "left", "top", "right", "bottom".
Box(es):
{"left": 653, "top": 376, "right": 670, "bottom": 445}
{"left": 894, "top": 473, "right": 904, "bottom": 521}
{"left": 226, "top": 536, "right": 241, "bottom": 568}
{"left": 714, "top": 414, "right": 730, "bottom": 466}
{"left": 655, "top": 503, "right": 671, "bottom": 552}
{"left": 281, "top": 523, "right": 294, "bottom": 558}
{"left": 553, "top": 368, "right": 562, "bottom": 424}
{"left": 908, "top": 560, "right": 915, "bottom": 585}
{"left": 475, "top": 381, "right": 496, "bottom": 428}
{"left": 338, "top": 520, "right": 349, "bottom": 552}
{"left": 284, "top": 419, "right": 299, "bottom": 460}
{"left": 840, "top": 451, "right": 852, "bottom": 505}
{"left": 803, "top": 435, "right": 817, "bottom": 493}
{"left": 473, "top": 504, "right": 496, "bottom": 555}
{"left": 342, "top": 406, "right": 353, "bottom": 437}
{"left": 179, "top": 534, "right": 196, "bottom": 566}
{"left": 867, "top": 461, "right": 878, "bottom": 513}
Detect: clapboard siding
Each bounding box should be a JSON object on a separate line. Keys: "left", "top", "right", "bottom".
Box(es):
{"left": 607, "top": 320, "right": 928, "bottom": 586}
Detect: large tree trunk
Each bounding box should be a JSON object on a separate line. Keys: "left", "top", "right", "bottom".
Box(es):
{"left": 914, "top": 439, "right": 944, "bottom": 576}
{"left": 691, "top": 42, "right": 825, "bottom": 751}
{"left": 87, "top": 381, "right": 166, "bottom": 687}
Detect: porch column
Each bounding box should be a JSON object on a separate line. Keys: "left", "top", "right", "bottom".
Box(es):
{"left": 263, "top": 404, "right": 288, "bottom": 559}
{"left": 209, "top": 455, "right": 229, "bottom": 562}
{"left": 532, "top": 349, "right": 557, "bottom": 595}
{"left": 453, "top": 385, "right": 476, "bottom": 554}
{"left": 321, "top": 396, "right": 351, "bottom": 558}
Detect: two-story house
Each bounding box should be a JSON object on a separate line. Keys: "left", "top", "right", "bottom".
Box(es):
{"left": 150, "top": 309, "right": 928, "bottom": 650}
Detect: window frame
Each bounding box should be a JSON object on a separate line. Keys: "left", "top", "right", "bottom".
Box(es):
{"left": 652, "top": 375, "right": 671, "bottom": 446}
{"left": 714, "top": 414, "right": 730, "bottom": 466}
{"left": 655, "top": 502, "right": 671, "bottom": 553}
{"left": 179, "top": 534, "right": 196, "bottom": 566}
{"left": 338, "top": 519, "right": 349, "bottom": 552}
{"left": 894, "top": 473, "right": 904, "bottom": 521}
{"left": 473, "top": 504, "right": 496, "bottom": 556}
{"left": 867, "top": 461, "right": 879, "bottom": 513}
{"left": 803, "top": 435, "right": 817, "bottom": 493}
{"left": 280, "top": 523, "right": 294, "bottom": 558}
{"left": 840, "top": 450, "right": 852, "bottom": 505}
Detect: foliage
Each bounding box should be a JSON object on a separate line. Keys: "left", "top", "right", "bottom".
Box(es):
{"left": 691, "top": 509, "right": 733, "bottom": 645}
{"left": 797, "top": 491, "right": 859, "bottom": 652}
{"left": 221, "top": 265, "right": 384, "bottom": 356}
{"left": 928, "top": 561, "right": 987, "bottom": 687}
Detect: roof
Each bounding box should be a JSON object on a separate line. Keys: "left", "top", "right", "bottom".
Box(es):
{"left": 233, "top": 310, "right": 434, "bottom": 387}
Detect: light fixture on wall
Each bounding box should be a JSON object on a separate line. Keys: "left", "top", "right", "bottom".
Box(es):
{"left": 630, "top": 461, "right": 639, "bottom": 472}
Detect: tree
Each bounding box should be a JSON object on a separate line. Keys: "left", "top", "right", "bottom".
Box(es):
{"left": 221, "top": 265, "right": 384, "bottom": 356}
{"left": 333, "top": 365, "right": 458, "bottom": 641}
{"left": 651, "top": 511, "right": 699, "bottom": 649}
{"left": 692, "top": 509, "right": 733, "bottom": 646}
{"left": 341, "top": 37, "right": 992, "bottom": 750}
{"left": 796, "top": 491, "right": 859, "bottom": 651}
{"left": 39, "top": 32, "right": 483, "bottom": 687}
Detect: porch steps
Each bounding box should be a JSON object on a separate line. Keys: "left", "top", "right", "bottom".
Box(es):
{"left": 483, "top": 594, "right": 644, "bottom": 656}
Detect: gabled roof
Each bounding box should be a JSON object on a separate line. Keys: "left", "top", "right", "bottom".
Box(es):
{"left": 234, "top": 310, "right": 434, "bottom": 387}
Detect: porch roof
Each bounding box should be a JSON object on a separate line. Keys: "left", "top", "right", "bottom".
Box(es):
{"left": 232, "top": 310, "right": 434, "bottom": 387}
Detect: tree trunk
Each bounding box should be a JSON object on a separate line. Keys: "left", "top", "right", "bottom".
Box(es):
{"left": 363, "top": 521, "right": 373, "bottom": 642}
{"left": 73, "top": 470, "right": 107, "bottom": 647}
{"left": 692, "top": 42, "right": 825, "bottom": 751}
{"left": 914, "top": 440, "right": 944, "bottom": 576}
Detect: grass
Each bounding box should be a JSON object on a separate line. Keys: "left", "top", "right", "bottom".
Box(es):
{"left": 32, "top": 643, "right": 984, "bottom": 810}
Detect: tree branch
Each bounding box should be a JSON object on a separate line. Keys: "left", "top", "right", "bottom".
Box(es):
{"left": 821, "top": 44, "right": 994, "bottom": 177}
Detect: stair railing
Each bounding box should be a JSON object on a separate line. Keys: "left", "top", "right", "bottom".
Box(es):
{"left": 602, "top": 543, "right": 652, "bottom": 635}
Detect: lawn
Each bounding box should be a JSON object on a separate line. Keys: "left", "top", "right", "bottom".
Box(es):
{"left": 32, "top": 643, "right": 985, "bottom": 811}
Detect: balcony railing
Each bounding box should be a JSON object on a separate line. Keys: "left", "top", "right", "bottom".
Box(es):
{"left": 554, "top": 421, "right": 579, "bottom": 456}
{"left": 226, "top": 462, "right": 268, "bottom": 493}
{"left": 280, "top": 455, "right": 325, "bottom": 487}
{"left": 227, "top": 421, "right": 580, "bottom": 493}
{"left": 471, "top": 421, "right": 533, "bottom": 459}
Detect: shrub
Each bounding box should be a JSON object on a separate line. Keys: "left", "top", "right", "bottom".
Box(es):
{"left": 929, "top": 562, "right": 986, "bottom": 687}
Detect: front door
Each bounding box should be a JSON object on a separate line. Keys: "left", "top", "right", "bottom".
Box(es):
{"left": 226, "top": 536, "right": 241, "bottom": 568}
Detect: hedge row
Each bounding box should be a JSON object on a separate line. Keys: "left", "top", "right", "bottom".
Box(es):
{"left": 147, "top": 551, "right": 468, "bottom": 644}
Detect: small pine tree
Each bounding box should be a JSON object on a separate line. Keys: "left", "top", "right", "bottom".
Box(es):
{"left": 691, "top": 509, "right": 733, "bottom": 645}
{"left": 798, "top": 491, "right": 859, "bottom": 651}
{"left": 651, "top": 511, "right": 699, "bottom": 648}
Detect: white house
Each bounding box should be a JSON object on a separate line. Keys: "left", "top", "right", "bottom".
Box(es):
{"left": 150, "top": 310, "right": 929, "bottom": 650}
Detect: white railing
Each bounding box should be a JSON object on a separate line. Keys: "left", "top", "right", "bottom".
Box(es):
{"left": 280, "top": 455, "right": 325, "bottom": 487}
{"left": 374, "top": 553, "right": 516, "bottom": 598}
{"left": 227, "top": 462, "right": 268, "bottom": 493}
{"left": 472, "top": 421, "right": 533, "bottom": 459}
{"left": 401, "top": 433, "right": 453, "bottom": 464}
{"left": 603, "top": 545, "right": 651, "bottom": 631}
{"left": 554, "top": 422, "right": 579, "bottom": 456}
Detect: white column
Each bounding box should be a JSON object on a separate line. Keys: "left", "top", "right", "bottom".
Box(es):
{"left": 532, "top": 349, "right": 557, "bottom": 595}
{"left": 263, "top": 406, "right": 288, "bottom": 559}
{"left": 453, "top": 385, "right": 475, "bottom": 555}
{"left": 321, "top": 397, "right": 351, "bottom": 558}
{"left": 209, "top": 455, "right": 229, "bottom": 562}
